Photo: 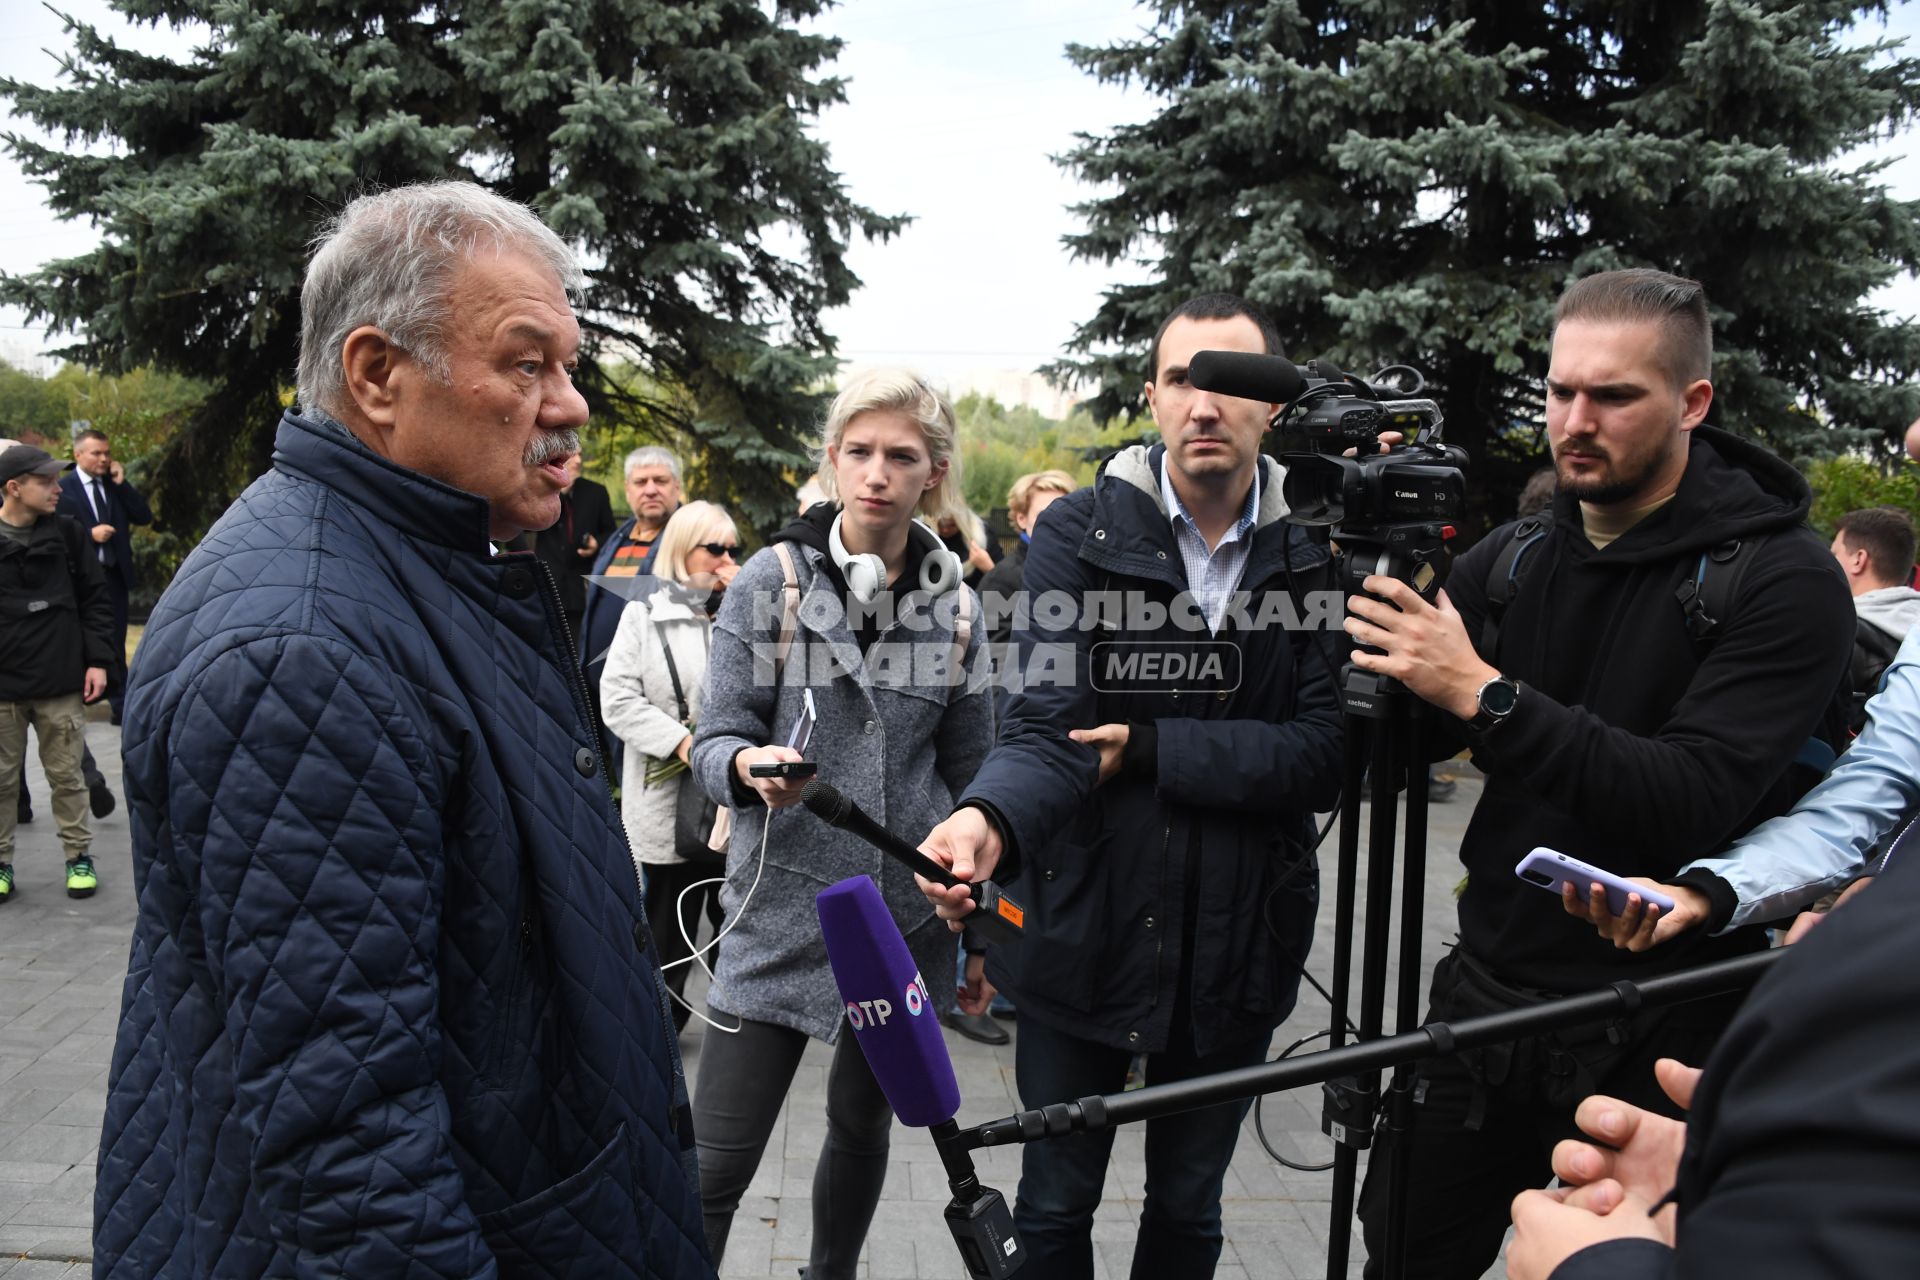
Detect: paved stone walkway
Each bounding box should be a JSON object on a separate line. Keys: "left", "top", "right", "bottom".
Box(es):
{"left": 2, "top": 723, "right": 1497, "bottom": 1278}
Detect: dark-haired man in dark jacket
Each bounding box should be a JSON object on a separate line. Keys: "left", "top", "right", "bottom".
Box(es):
{"left": 920, "top": 293, "right": 1345, "bottom": 1280}
{"left": 1345, "top": 269, "right": 1853, "bottom": 1278}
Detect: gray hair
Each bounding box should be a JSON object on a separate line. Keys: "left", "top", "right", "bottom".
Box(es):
{"left": 623, "top": 446, "right": 682, "bottom": 485}
{"left": 297, "top": 181, "right": 583, "bottom": 417}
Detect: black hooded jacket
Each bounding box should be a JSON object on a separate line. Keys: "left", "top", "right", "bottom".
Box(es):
{"left": 1442, "top": 427, "right": 1852, "bottom": 991}
{"left": 0, "top": 511, "right": 116, "bottom": 702}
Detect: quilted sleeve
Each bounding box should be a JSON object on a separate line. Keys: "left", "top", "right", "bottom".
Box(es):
{"left": 176, "top": 634, "right": 496, "bottom": 1278}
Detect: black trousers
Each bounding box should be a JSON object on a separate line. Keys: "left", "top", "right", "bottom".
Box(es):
{"left": 692, "top": 1016, "right": 892, "bottom": 1279}
{"left": 103, "top": 570, "right": 131, "bottom": 720}
{"left": 1357, "top": 946, "right": 1746, "bottom": 1280}
{"left": 641, "top": 859, "right": 723, "bottom": 1031}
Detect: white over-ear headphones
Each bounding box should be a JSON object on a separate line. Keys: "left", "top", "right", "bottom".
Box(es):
{"left": 829, "top": 513, "right": 964, "bottom": 603}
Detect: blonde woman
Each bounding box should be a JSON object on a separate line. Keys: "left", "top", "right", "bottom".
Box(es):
{"left": 598, "top": 500, "right": 740, "bottom": 1030}
{"left": 689, "top": 369, "right": 995, "bottom": 1277}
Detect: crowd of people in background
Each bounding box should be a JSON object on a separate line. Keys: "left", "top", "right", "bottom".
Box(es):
{"left": 6, "top": 181, "right": 1920, "bottom": 1279}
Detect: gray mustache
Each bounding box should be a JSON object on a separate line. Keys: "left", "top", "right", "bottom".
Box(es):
{"left": 523, "top": 429, "right": 581, "bottom": 467}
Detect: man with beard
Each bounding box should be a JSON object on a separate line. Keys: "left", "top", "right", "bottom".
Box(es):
{"left": 1341, "top": 268, "right": 1852, "bottom": 1279}
{"left": 94, "top": 182, "right": 711, "bottom": 1279}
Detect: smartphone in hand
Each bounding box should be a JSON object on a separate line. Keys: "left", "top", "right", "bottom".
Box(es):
{"left": 750, "top": 761, "right": 819, "bottom": 779}
{"left": 1514, "top": 847, "right": 1675, "bottom": 917}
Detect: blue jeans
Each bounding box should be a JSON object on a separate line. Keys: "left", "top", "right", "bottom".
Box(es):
{"left": 1012, "top": 1015, "right": 1273, "bottom": 1280}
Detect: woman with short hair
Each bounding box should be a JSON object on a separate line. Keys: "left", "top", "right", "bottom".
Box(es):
{"left": 689, "top": 369, "right": 995, "bottom": 1277}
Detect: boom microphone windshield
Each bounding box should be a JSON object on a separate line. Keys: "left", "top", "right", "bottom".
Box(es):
{"left": 1187, "top": 349, "right": 1308, "bottom": 404}
{"left": 817, "top": 875, "right": 962, "bottom": 1128}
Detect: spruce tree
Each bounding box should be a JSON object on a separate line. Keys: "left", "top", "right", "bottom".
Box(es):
{"left": 1053, "top": 1, "right": 1920, "bottom": 525}
{"left": 1, "top": 0, "right": 899, "bottom": 532}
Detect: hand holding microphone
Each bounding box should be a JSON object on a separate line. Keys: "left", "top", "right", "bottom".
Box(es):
{"left": 801, "top": 781, "right": 1024, "bottom": 948}
{"left": 919, "top": 806, "right": 1004, "bottom": 929}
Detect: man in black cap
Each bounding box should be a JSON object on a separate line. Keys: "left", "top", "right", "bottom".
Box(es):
{"left": 0, "top": 444, "right": 115, "bottom": 903}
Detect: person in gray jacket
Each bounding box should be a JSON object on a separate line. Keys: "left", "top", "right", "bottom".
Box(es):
{"left": 688, "top": 368, "right": 994, "bottom": 1278}
{"left": 1830, "top": 506, "right": 1920, "bottom": 732}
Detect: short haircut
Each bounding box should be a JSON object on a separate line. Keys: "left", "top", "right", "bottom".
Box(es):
{"left": 814, "top": 368, "right": 970, "bottom": 528}
{"left": 1553, "top": 268, "right": 1712, "bottom": 391}
{"left": 624, "top": 446, "right": 682, "bottom": 486}
{"left": 297, "top": 181, "right": 583, "bottom": 418}
{"left": 1147, "top": 292, "right": 1283, "bottom": 382}
{"left": 652, "top": 500, "right": 738, "bottom": 586}
{"left": 1007, "top": 469, "right": 1078, "bottom": 519}
{"left": 1837, "top": 506, "right": 1916, "bottom": 586}
{"left": 74, "top": 428, "right": 110, "bottom": 448}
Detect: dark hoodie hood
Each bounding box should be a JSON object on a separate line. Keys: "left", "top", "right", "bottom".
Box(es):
{"left": 1550, "top": 424, "right": 1813, "bottom": 565}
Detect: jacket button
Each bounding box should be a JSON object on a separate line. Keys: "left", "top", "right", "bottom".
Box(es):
{"left": 1216, "top": 690, "right": 1229, "bottom": 702}
{"left": 1044, "top": 869, "right": 1056, "bottom": 881}
{"left": 1143, "top": 915, "right": 1155, "bottom": 929}
{"left": 1094, "top": 529, "right": 1107, "bottom": 540}
{"left": 501, "top": 567, "right": 534, "bottom": 597}
{"left": 574, "top": 747, "right": 597, "bottom": 777}
{"left": 1126, "top": 1031, "right": 1140, "bottom": 1044}
{"left": 862, "top": 720, "right": 876, "bottom": 735}
{"left": 633, "top": 920, "right": 651, "bottom": 952}
{"left": 1156, "top": 550, "right": 1168, "bottom": 560}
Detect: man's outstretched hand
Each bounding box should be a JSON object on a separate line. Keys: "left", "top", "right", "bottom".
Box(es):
{"left": 1562, "top": 878, "right": 1709, "bottom": 951}
{"left": 917, "top": 806, "right": 1003, "bottom": 932}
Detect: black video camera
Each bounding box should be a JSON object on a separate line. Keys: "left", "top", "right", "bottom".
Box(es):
{"left": 1187, "top": 350, "right": 1468, "bottom": 601}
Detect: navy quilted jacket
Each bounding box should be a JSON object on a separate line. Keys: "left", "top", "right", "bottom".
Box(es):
{"left": 95, "top": 411, "right": 715, "bottom": 1279}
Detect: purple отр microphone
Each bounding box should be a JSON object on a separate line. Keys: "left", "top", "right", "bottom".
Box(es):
{"left": 816, "top": 875, "right": 1023, "bottom": 1275}
{"left": 816, "top": 875, "right": 961, "bottom": 1128}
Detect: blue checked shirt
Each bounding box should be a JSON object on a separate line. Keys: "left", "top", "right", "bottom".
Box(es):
{"left": 1160, "top": 459, "right": 1260, "bottom": 635}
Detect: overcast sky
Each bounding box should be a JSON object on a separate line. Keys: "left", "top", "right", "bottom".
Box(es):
{"left": 2, "top": 0, "right": 1917, "bottom": 386}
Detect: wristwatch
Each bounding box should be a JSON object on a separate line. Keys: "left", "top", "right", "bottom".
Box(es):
{"left": 1469, "top": 674, "right": 1520, "bottom": 732}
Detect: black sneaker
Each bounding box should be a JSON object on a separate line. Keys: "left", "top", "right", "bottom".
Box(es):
{"left": 88, "top": 778, "right": 116, "bottom": 819}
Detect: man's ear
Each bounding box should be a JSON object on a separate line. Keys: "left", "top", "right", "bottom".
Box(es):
{"left": 923, "top": 457, "right": 949, "bottom": 493}
{"left": 1678, "top": 378, "right": 1713, "bottom": 433}
{"left": 340, "top": 326, "right": 403, "bottom": 428}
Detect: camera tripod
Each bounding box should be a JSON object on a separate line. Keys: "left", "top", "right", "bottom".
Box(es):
{"left": 1322, "top": 660, "right": 1436, "bottom": 1280}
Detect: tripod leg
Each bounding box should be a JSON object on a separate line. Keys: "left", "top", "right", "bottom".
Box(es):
{"left": 1383, "top": 707, "right": 1432, "bottom": 1280}
{"left": 1324, "top": 719, "right": 1369, "bottom": 1280}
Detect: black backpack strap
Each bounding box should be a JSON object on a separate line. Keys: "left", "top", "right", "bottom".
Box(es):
{"left": 1674, "top": 538, "right": 1748, "bottom": 642}
{"left": 1480, "top": 518, "right": 1550, "bottom": 656}
{"left": 1681, "top": 533, "right": 1842, "bottom": 777}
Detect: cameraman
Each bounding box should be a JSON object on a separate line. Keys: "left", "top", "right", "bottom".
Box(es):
{"left": 918, "top": 293, "right": 1344, "bottom": 1280}
{"left": 1342, "top": 269, "right": 1853, "bottom": 1279}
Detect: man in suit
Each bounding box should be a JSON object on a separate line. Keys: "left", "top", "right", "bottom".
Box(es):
{"left": 58, "top": 428, "right": 152, "bottom": 725}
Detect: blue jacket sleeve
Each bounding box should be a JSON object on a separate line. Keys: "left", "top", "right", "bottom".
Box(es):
{"left": 1681, "top": 627, "right": 1920, "bottom": 931}
{"left": 180, "top": 636, "right": 495, "bottom": 1278}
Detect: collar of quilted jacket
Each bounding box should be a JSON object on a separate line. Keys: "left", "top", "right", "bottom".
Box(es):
{"left": 274, "top": 408, "right": 499, "bottom": 551}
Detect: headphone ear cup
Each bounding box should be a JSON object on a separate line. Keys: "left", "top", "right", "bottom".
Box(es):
{"left": 844, "top": 554, "right": 887, "bottom": 602}
{"left": 919, "top": 547, "right": 963, "bottom": 598}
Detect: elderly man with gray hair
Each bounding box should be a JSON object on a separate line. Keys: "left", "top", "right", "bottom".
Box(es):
{"left": 580, "top": 445, "right": 684, "bottom": 780}
{"left": 94, "top": 181, "right": 714, "bottom": 1279}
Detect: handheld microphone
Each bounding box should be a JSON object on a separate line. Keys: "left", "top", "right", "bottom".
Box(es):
{"left": 816, "top": 876, "right": 1023, "bottom": 1277}
{"left": 1187, "top": 348, "right": 1308, "bottom": 404}
{"left": 801, "top": 779, "right": 1026, "bottom": 948}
